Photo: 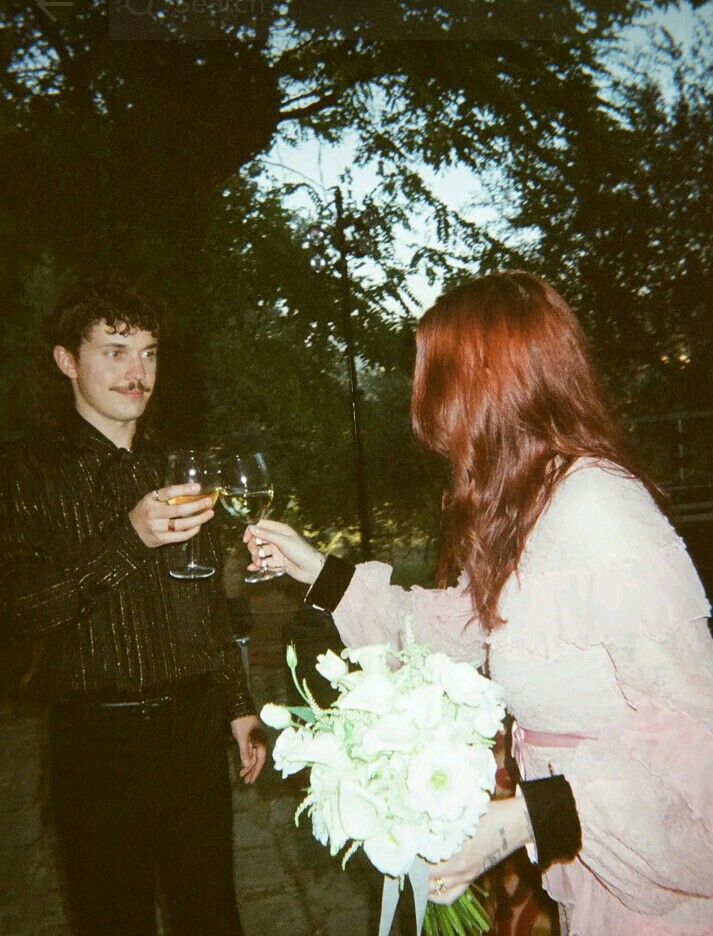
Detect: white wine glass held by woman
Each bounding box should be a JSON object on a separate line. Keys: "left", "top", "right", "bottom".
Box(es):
{"left": 220, "top": 452, "right": 285, "bottom": 584}
{"left": 243, "top": 519, "right": 323, "bottom": 583}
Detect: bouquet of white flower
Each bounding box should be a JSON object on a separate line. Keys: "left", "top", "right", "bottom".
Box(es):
{"left": 260, "top": 625, "right": 505, "bottom": 935}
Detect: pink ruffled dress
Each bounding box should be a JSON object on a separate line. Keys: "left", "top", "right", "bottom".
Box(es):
{"left": 330, "top": 459, "right": 713, "bottom": 936}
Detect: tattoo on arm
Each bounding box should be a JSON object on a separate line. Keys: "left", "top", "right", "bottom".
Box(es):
{"left": 482, "top": 827, "right": 510, "bottom": 873}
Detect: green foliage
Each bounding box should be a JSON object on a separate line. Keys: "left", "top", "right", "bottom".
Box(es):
{"left": 2, "top": 0, "right": 706, "bottom": 558}
{"left": 197, "top": 177, "right": 444, "bottom": 540}
{"left": 496, "top": 26, "right": 713, "bottom": 415}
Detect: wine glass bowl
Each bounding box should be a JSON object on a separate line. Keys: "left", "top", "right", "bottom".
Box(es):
{"left": 164, "top": 450, "right": 221, "bottom": 579}
{"left": 219, "top": 453, "right": 284, "bottom": 583}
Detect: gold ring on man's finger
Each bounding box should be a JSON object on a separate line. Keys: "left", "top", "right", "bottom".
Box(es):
{"left": 168, "top": 518, "right": 176, "bottom": 533}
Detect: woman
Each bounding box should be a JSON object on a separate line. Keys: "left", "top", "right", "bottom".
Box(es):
{"left": 246, "top": 271, "right": 713, "bottom": 935}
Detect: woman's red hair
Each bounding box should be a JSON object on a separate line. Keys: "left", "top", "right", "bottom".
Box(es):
{"left": 411, "top": 270, "right": 667, "bottom": 631}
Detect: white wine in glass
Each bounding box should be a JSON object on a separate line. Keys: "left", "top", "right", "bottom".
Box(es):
{"left": 167, "top": 490, "right": 221, "bottom": 509}
{"left": 219, "top": 453, "right": 284, "bottom": 583}
{"left": 220, "top": 489, "right": 273, "bottom": 525}
{"left": 164, "top": 450, "right": 221, "bottom": 579}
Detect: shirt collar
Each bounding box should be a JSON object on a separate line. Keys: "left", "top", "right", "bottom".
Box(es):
{"left": 65, "top": 411, "right": 134, "bottom": 457}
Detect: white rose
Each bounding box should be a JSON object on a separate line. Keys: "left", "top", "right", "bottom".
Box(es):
{"left": 415, "top": 824, "right": 466, "bottom": 863}
{"left": 470, "top": 703, "right": 506, "bottom": 743}
{"left": 361, "top": 714, "right": 422, "bottom": 756}
{"left": 394, "top": 683, "right": 444, "bottom": 729}
{"left": 335, "top": 673, "right": 396, "bottom": 715}
{"left": 315, "top": 649, "right": 349, "bottom": 685}
{"left": 341, "top": 644, "right": 393, "bottom": 674}
{"left": 272, "top": 728, "right": 310, "bottom": 778}
{"left": 306, "top": 732, "right": 349, "bottom": 768}
{"left": 260, "top": 703, "right": 292, "bottom": 730}
{"left": 425, "top": 655, "right": 505, "bottom": 727}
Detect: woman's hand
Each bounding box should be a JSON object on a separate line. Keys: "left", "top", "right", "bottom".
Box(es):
{"left": 242, "top": 519, "right": 324, "bottom": 584}
{"left": 428, "top": 796, "right": 533, "bottom": 905}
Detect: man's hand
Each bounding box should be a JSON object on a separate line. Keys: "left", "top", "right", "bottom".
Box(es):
{"left": 129, "top": 483, "right": 215, "bottom": 548}
{"left": 231, "top": 715, "right": 268, "bottom": 785}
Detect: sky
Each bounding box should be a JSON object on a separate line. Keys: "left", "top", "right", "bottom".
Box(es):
{"left": 256, "top": 1, "right": 711, "bottom": 314}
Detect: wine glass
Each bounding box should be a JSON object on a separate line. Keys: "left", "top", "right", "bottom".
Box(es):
{"left": 219, "top": 452, "right": 284, "bottom": 584}
{"left": 164, "top": 450, "right": 222, "bottom": 580}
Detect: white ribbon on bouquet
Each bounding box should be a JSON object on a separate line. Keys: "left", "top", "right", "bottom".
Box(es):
{"left": 378, "top": 857, "right": 430, "bottom": 936}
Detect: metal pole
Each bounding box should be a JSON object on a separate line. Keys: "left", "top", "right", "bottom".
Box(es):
{"left": 677, "top": 416, "right": 685, "bottom": 484}
{"left": 333, "top": 187, "right": 371, "bottom": 560}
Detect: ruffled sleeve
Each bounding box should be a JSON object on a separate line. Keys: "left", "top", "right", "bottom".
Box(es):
{"left": 510, "top": 462, "right": 713, "bottom": 927}
{"left": 332, "top": 561, "right": 486, "bottom": 664}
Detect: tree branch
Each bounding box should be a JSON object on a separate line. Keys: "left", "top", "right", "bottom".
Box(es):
{"left": 278, "top": 91, "right": 339, "bottom": 122}
{"left": 281, "top": 89, "right": 329, "bottom": 108}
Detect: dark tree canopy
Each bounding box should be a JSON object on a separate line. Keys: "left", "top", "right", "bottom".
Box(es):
{"left": 1, "top": 0, "right": 659, "bottom": 282}
{"left": 1, "top": 0, "right": 709, "bottom": 547}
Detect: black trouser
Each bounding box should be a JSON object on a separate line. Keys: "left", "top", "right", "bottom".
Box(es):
{"left": 48, "top": 676, "right": 243, "bottom": 936}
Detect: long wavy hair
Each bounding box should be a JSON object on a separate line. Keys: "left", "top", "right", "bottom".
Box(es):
{"left": 411, "top": 270, "right": 667, "bottom": 631}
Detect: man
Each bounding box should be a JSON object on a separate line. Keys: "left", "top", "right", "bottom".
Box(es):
{"left": 1, "top": 276, "right": 266, "bottom": 936}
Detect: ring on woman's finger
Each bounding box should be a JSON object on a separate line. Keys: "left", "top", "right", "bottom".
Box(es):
{"left": 168, "top": 518, "right": 176, "bottom": 533}
{"left": 431, "top": 877, "right": 446, "bottom": 896}
{"left": 152, "top": 489, "right": 161, "bottom": 502}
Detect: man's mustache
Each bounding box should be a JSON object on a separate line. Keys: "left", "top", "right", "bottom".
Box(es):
{"left": 111, "top": 381, "right": 152, "bottom": 393}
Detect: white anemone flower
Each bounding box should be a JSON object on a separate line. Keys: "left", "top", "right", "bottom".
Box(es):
{"left": 267, "top": 627, "right": 505, "bottom": 895}
{"left": 407, "top": 745, "right": 487, "bottom": 822}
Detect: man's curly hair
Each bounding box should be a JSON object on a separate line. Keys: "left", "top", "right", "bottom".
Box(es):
{"left": 42, "top": 275, "right": 166, "bottom": 354}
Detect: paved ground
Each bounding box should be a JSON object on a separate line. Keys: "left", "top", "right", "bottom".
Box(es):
{"left": 0, "top": 578, "right": 416, "bottom": 936}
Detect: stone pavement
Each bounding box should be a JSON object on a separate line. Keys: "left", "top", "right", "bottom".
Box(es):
{"left": 0, "top": 570, "right": 428, "bottom": 936}
{"left": 0, "top": 662, "right": 415, "bottom": 936}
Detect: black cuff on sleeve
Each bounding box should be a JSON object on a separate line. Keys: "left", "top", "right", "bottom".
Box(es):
{"left": 304, "top": 555, "right": 355, "bottom": 613}
{"left": 519, "top": 775, "right": 582, "bottom": 871}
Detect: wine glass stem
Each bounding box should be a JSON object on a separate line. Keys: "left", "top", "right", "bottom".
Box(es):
{"left": 186, "top": 536, "right": 198, "bottom": 569}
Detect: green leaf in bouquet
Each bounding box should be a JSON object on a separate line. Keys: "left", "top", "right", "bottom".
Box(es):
{"left": 288, "top": 705, "right": 317, "bottom": 723}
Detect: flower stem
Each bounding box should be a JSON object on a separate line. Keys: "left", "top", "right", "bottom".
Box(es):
{"left": 425, "top": 889, "right": 490, "bottom": 935}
